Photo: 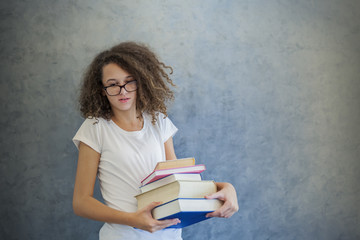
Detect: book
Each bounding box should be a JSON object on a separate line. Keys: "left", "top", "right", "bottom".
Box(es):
{"left": 136, "top": 180, "right": 216, "bottom": 209}
{"left": 139, "top": 173, "right": 202, "bottom": 193}
{"left": 153, "top": 198, "right": 223, "bottom": 228}
{"left": 154, "top": 157, "right": 195, "bottom": 170}
{"left": 141, "top": 164, "right": 206, "bottom": 186}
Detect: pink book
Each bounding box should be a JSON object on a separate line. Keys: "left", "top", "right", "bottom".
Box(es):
{"left": 141, "top": 164, "right": 206, "bottom": 186}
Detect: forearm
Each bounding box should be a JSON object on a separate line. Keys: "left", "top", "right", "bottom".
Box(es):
{"left": 73, "top": 196, "right": 180, "bottom": 232}
{"left": 73, "top": 196, "right": 135, "bottom": 226}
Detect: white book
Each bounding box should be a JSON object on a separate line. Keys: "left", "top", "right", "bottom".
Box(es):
{"left": 140, "top": 174, "right": 202, "bottom": 193}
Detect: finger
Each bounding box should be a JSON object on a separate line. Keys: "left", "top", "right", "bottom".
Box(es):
{"left": 206, "top": 209, "right": 220, "bottom": 218}
{"left": 218, "top": 207, "right": 235, "bottom": 218}
{"left": 206, "top": 202, "right": 231, "bottom": 218}
{"left": 156, "top": 218, "right": 181, "bottom": 229}
{"left": 207, "top": 209, "right": 230, "bottom": 218}
{"left": 205, "top": 191, "right": 225, "bottom": 200}
{"left": 206, "top": 205, "right": 225, "bottom": 218}
{"left": 140, "top": 202, "right": 163, "bottom": 218}
{"left": 143, "top": 201, "right": 162, "bottom": 211}
{"left": 206, "top": 202, "right": 237, "bottom": 218}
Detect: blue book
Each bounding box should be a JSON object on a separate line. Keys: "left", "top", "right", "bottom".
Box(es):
{"left": 152, "top": 198, "right": 223, "bottom": 228}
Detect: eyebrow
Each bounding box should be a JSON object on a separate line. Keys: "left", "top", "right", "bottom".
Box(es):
{"left": 105, "top": 76, "right": 133, "bottom": 84}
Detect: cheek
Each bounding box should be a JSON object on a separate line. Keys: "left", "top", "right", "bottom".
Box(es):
{"left": 126, "top": 90, "right": 137, "bottom": 100}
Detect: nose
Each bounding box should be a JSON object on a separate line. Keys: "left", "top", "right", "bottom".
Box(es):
{"left": 119, "top": 86, "right": 128, "bottom": 95}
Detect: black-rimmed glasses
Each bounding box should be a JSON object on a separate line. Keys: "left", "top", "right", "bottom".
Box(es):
{"left": 103, "top": 80, "right": 137, "bottom": 96}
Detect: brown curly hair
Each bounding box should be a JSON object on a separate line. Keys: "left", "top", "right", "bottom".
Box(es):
{"left": 78, "top": 41, "right": 175, "bottom": 124}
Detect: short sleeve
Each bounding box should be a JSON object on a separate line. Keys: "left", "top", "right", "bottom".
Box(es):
{"left": 156, "top": 113, "right": 178, "bottom": 143}
{"left": 72, "top": 118, "right": 102, "bottom": 153}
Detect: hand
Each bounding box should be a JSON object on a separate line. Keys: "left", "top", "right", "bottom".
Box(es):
{"left": 131, "top": 202, "right": 180, "bottom": 233}
{"left": 205, "top": 182, "right": 239, "bottom": 218}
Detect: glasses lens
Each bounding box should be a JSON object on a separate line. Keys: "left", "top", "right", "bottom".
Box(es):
{"left": 125, "top": 81, "right": 137, "bottom": 92}
{"left": 107, "top": 86, "right": 121, "bottom": 96}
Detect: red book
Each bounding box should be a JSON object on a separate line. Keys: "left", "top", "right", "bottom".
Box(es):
{"left": 141, "top": 165, "right": 206, "bottom": 186}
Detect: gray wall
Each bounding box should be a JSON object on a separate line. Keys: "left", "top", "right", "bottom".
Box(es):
{"left": 1, "top": 0, "right": 359, "bottom": 239}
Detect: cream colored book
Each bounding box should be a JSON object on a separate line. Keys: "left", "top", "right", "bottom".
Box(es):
{"left": 154, "top": 157, "right": 195, "bottom": 170}
{"left": 136, "top": 180, "right": 216, "bottom": 209}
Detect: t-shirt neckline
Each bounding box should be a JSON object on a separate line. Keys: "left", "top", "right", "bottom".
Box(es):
{"left": 109, "top": 114, "right": 148, "bottom": 136}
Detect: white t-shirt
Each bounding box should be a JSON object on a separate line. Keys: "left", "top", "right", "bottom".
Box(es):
{"left": 73, "top": 113, "right": 182, "bottom": 240}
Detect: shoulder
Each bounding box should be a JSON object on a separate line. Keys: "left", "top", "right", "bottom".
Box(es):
{"left": 77, "top": 117, "right": 111, "bottom": 132}
{"left": 73, "top": 117, "right": 108, "bottom": 152}
{"left": 83, "top": 117, "right": 109, "bottom": 125}
{"left": 83, "top": 117, "right": 99, "bottom": 125}
{"left": 155, "top": 112, "right": 168, "bottom": 122}
{"left": 143, "top": 112, "right": 170, "bottom": 125}
{"left": 143, "top": 112, "right": 178, "bottom": 140}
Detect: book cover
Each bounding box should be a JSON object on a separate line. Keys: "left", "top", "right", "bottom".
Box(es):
{"left": 139, "top": 173, "right": 202, "bottom": 193}
{"left": 141, "top": 164, "right": 206, "bottom": 186}
{"left": 153, "top": 198, "right": 223, "bottom": 228}
{"left": 136, "top": 180, "right": 216, "bottom": 209}
{"left": 154, "top": 157, "right": 195, "bottom": 170}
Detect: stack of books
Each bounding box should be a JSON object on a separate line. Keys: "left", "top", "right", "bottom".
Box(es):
{"left": 135, "top": 157, "right": 223, "bottom": 228}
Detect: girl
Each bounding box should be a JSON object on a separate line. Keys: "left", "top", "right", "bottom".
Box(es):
{"left": 72, "top": 42, "right": 238, "bottom": 239}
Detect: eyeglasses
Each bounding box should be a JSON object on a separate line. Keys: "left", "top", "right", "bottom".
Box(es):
{"left": 103, "top": 80, "right": 137, "bottom": 96}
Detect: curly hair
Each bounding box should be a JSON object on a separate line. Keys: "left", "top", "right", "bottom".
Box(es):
{"left": 78, "top": 41, "right": 175, "bottom": 124}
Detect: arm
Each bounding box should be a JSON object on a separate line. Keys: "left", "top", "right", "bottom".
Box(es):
{"left": 164, "top": 136, "right": 177, "bottom": 160}
{"left": 205, "top": 182, "right": 239, "bottom": 218}
{"left": 73, "top": 142, "right": 179, "bottom": 232}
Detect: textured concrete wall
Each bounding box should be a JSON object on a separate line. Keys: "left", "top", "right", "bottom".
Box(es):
{"left": 1, "top": 0, "right": 359, "bottom": 239}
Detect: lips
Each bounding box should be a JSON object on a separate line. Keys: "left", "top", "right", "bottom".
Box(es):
{"left": 119, "top": 97, "right": 130, "bottom": 103}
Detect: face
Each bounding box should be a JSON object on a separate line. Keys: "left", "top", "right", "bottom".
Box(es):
{"left": 102, "top": 63, "right": 137, "bottom": 114}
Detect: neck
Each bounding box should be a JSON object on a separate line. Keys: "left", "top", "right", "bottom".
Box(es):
{"left": 111, "top": 110, "right": 143, "bottom": 131}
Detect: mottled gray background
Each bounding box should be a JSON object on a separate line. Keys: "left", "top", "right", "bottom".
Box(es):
{"left": 1, "top": 0, "right": 359, "bottom": 239}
